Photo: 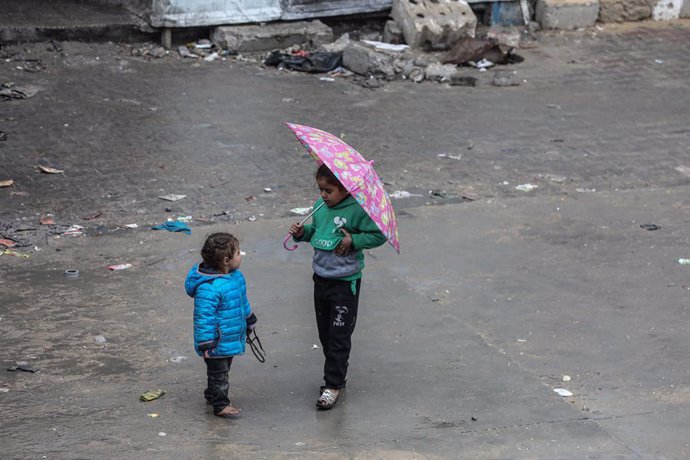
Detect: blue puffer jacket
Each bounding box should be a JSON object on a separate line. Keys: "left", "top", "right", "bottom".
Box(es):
{"left": 185, "top": 263, "right": 253, "bottom": 358}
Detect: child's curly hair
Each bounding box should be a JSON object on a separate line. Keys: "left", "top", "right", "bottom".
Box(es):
{"left": 201, "top": 232, "right": 239, "bottom": 270}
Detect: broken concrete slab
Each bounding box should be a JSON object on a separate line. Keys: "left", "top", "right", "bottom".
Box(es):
{"left": 536, "top": 0, "right": 600, "bottom": 30}
{"left": 391, "top": 0, "right": 477, "bottom": 49}
{"left": 424, "top": 62, "right": 460, "bottom": 82}
{"left": 653, "top": 0, "right": 683, "bottom": 20}
{"left": 682, "top": 0, "right": 690, "bottom": 18}
{"left": 383, "top": 20, "right": 404, "bottom": 44}
{"left": 211, "top": 20, "right": 333, "bottom": 53}
{"left": 342, "top": 41, "right": 397, "bottom": 78}
{"left": 598, "top": 0, "right": 653, "bottom": 22}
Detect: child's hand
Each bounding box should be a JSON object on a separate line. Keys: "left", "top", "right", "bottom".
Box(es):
{"left": 203, "top": 350, "right": 210, "bottom": 359}
{"left": 289, "top": 222, "right": 305, "bottom": 239}
{"left": 336, "top": 228, "right": 353, "bottom": 256}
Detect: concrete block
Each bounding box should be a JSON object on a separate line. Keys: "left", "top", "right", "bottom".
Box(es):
{"left": 211, "top": 20, "right": 333, "bottom": 52}
{"left": 342, "top": 41, "right": 396, "bottom": 78}
{"left": 391, "top": 0, "right": 477, "bottom": 49}
{"left": 653, "top": 0, "right": 682, "bottom": 20}
{"left": 598, "top": 0, "right": 653, "bottom": 22}
{"left": 682, "top": 0, "right": 690, "bottom": 18}
{"left": 536, "top": 0, "right": 600, "bottom": 30}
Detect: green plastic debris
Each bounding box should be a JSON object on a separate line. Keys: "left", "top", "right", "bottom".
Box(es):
{"left": 140, "top": 389, "right": 165, "bottom": 401}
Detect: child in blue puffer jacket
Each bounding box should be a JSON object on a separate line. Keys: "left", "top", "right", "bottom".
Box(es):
{"left": 185, "top": 232, "right": 257, "bottom": 418}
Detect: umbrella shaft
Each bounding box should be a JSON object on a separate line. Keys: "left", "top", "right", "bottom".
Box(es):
{"left": 298, "top": 201, "right": 326, "bottom": 225}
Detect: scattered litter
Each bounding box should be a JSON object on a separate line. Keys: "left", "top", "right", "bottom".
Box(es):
{"left": 674, "top": 165, "right": 690, "bottom": 177}
{"left": 328, "top": 66, "right": 354, "bottom": 78}
{"left": 655, "top": 59, "right": 664, "bottom": 64}
{"left": 0, "top": 388, "right": 8, "bottom": 393}
{"left": 562, "top": 375, "right": 571, "bottom": 382}
{"left": 543, "top": 174, "right": 567, "bottom": 183}
{"left": 290, "top": 207, "right": 312, "bottom": 216}
{"left": 93, "top": 335, "right": 107, "bottom": 344}
{"left": 295, "top": 442, "right": 306, "bottom": 446}
{"left": 319, "top": 77, "right": 335, "bottom": 82}
{"left": 194, "top": 39, "right": 212, "bottom": 49}
{"left": 553, "top": 388, "right": 573, "bottom": 397}
{"left": 176, "top": 216, "right": 193, "bottom": 223}
{"left": 40, "top": 215, "right": 55, "bottom": 225}
{"left": 640, "top": 224, "right": 660, "bottom": 231}
{"left": 264, "top": 50, "right": 343, "bottom": 73}
{"left": 62, "top": 225, "right": 84, "bottom": 236}
{"left": 576, "top": 188, "right": 596, "bottom": 193}
{"left": 140, "top": 389, "right": 166, "bottom": 401}
{"left": 361, "top": 40, "right": 409, "bottom": 52}
{"left": 471, "top": 416, "right": 478, "bottom": 421}
{"left": 82, "top": 211, "right": 103, "bottom": 221}
{"left": 470, "top": 58, "right": 495, "bottom": 70}
{"left": 37, "top": 165, "right": 64, "bottom": 174}
{"left": 546, "top": 104, "right": 561, "bottom": 109}
{"left": 107, "top": 263, "right": 132, "bottom": 271}
{"left": 158, "top": 194, "right": 186, "bottom": 202}
{"left": 0, "top": 131, "right": 7, "bottom": 141}
{"left": 678, "top": 259, "right": 690, "bottom": 265}
{"left": 263, "top": 187, "right": 272, "bottom": 193}
{"left": 169, "top": 356, "right": 187, "bottom": 363}
{"left": 203, "top": 52, "right": 219, "bottom": 62}
{"left": 516, "top": 338, "right": 527, "bottom": 342}
{"left": 390, "top": 191, "right": 423, "bottom": 199}
{"left": 0, "top": 238, "right": 17, "bottom": 247}
{"left": 148, "top": 413, "right": 160, "bottom": 417}
{"left": 125, "top": 223, "right": 139, "bottom": 229}
{"left": 151, "top": 221, "right": 191, "bottom": 235}
{"left": 247, "top": 215, "right": 257, "bottom": 222}
{"left": 281, "top": 98, "right": 296, "bottom": 103}
{"left": 437, "top": 153, "right": 463, "bottom": 160}
{"left": 0, "top": 179, "right": 14, "bottom": 187}
{"left": 178, "top": 46, "right": 195, "bottom": 59}
{"left": 159, "top": 432, "right": 166, "bottom": 436}
{"left": 515, "top": 183, "right": 537, "bottom": 192}
{"left": 311, "top": 344, "right": 319, "bottom": 350}
{"left": 7, "top": 364, "right": 39, "bottom": 373}
{"left": 0, "top": 249, "right": 30, "bottom": 258}
{"left": 63, "top": 268, "right": 79, "bottom": 279}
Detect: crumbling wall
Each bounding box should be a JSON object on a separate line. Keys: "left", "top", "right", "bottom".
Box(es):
{"left": 598, "top": 0, "right": 654, "bottom": 23}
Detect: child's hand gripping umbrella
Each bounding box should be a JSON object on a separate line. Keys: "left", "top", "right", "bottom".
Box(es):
{"left": 282, "top": 201, "right": 325, "bottom": 251}
{"left": 282, "top": 123, "right": 400, "bottom": 253}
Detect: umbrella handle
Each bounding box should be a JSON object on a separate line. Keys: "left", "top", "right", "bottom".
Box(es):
{"left": 282, "top": 201, "right": 326, "bottom": 252}
{"left": 283, "top": 233, "right": 298, "bottom": 251}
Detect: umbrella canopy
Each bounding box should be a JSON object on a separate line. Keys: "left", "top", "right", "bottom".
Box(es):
{"left": 286, "top": 123, "right": 400, "bottom": 253}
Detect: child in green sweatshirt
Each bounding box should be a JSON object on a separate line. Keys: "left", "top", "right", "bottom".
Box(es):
{"left": 289, "top": 164, "right": 386, "bottom": 410}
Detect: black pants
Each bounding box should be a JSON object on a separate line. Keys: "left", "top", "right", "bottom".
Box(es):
{"left": 204, "top": 357, "right": 233, "bottom": 413}
{"left": 313, "top": 273, "right": 361, "bottom": 389}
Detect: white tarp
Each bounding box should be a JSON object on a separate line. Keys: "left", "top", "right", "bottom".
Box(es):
{"left": 150, "top": 0, "right": 282, "bottom": 27}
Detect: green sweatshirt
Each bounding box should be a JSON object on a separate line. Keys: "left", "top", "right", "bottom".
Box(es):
{"left": 295, "top": 196, "right": 387, "bottom": 282}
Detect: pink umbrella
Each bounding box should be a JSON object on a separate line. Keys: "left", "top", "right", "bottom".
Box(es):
{"left": 283, "top": 123, "right": 400, "bottom": 253}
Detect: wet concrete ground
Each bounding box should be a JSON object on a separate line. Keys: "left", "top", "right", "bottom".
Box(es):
{"left": 1, "top": 20, "right": 690, "bottom": 459}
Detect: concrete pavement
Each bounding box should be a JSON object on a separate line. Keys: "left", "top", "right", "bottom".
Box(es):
{"left": 2, "top": 185, "right": 690, "bottom": 458}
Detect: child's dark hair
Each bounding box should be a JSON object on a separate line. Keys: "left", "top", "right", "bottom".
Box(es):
{"left": 201, "top": 232, "right": 239, "bottom": 269}
{"left": 316, "top": 164, "right": 345, "bottom": 190}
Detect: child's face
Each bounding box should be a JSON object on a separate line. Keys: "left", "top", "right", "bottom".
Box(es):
{"left": 317, "top": 177, "right": 349, "bottom": 207}
{"left": 222, "top": 247, "right": 241, "bottom": 273}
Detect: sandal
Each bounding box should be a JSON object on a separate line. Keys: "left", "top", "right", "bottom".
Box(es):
{"left": 215, "top": 405, "right": 241, "bottom": 417}
{"left": 316, "top": 388, "right": 339, "bottom": 410}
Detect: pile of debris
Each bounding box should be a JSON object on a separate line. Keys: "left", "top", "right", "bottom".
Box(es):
{"left": 208, "top": 0, "right": 527, "bottom": 86}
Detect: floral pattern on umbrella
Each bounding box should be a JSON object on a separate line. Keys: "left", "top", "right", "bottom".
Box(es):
{"left": 286, "top": 123, "right": 400, "bottom": 253}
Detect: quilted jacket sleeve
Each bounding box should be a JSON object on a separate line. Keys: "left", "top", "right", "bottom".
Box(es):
{"left": 194, "top": 282, "right": 220, "bottom": 348}
{"left": 350, "top": 211, "right": 387, "bottom": 250}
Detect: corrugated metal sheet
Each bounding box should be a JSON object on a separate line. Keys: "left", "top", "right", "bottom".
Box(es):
{"left": 150, "top": 0, "right": 515, "bottom": 28}
{"left": 281, "top": 0, "right": 392, "bottom": 20}
{"left": 150, "top": 0, "right": 282, "bottom": 27}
